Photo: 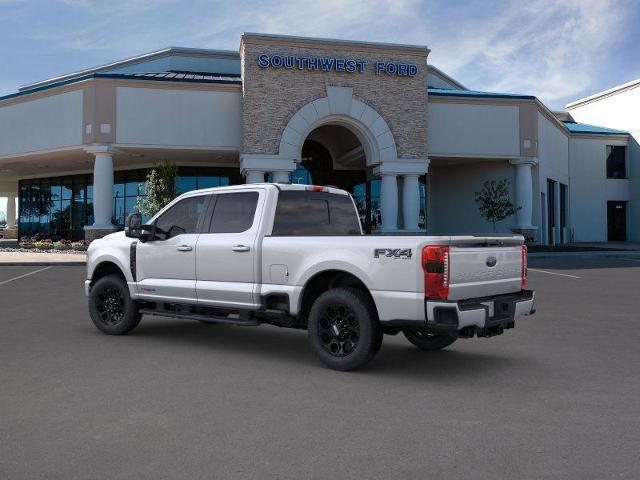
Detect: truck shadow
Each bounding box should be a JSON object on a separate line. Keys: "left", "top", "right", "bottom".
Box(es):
{"left": 132, "top": 317, "right": 531, "bottom": 380}
{"left": 368, "top": 345, "right": 532, "bottom": 380}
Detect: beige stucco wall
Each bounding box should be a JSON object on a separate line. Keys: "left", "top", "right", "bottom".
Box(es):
{"left": 427, "top": 101, "right": 520, "bottom": 157}
{"left": 240, "top": 36, "right": 428, "bottom": 160}
{"left": 116, "top": 86, "right": 242, "bottom": 148}
{"left": 0, "top": 90, "right": 83, "bottom": 157}
{"left": 428, "top": 161, "right": 517, "bottom": 234}
{"left": 567, "top": 86, "right": 640, "bottom": 241}
{"left": 569, "top": 136, "right": 629, "bottom": 242}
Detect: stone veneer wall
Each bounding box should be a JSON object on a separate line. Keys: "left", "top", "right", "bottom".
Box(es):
{"left": 241, "top": 37, "right": 428, "bottom": 160}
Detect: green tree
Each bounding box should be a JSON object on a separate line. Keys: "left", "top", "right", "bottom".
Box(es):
{"left": 136, "top": 161, "right": 179, "bottom": 217}
{"left": 474, "top": 179, "right": 520, "bottom": 232}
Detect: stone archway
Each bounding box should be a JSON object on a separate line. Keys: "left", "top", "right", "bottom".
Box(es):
{"left": 278, "top": 86, "right": 398, "bottom": 166}
{"left": 240, "top": 85, "right": 429, "bottom": 232}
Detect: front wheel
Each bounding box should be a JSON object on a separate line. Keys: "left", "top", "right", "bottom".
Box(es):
{"left": 403, "top": 329, "right": 457, "bottom": 351}
{"left": 307, "top": 287, "right": 381, "bottom": 371}
{"left": 89, "top": 274, "right": 141, "bottom": 335}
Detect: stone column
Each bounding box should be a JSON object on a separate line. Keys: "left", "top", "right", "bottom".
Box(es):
{"left": 402, "top": 175, "right": 421, "bottom": 231}
{"left": 375, "top": 160, "right": 429, "bottom": 233}
{"left": 240, "top": 154, "right": 294, "bottom": 185}
{"left": 84, "top": 145, "right": 117, "bottom": 241}
{"left": 379, "top": 173, "right": 398, "bottom": 232}
{"left": 509, "top": 158, "right": 538, "bottom": 242}
{"left": 245, "top": 170, "right": 265, "bottom": 184}
{"left": 271, "top": 171, "right": 291, "bottom": 184}
{"left": 6, "top": 195, "right": 16, "bottom": 229}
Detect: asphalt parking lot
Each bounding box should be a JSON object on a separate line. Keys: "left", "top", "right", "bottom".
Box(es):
{"left": 1, "top": 257, "right": 639, "bottom": 479}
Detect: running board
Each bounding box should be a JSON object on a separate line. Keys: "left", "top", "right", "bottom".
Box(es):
{"left": 139, "top": 308, "right": 260, "bottom": 326}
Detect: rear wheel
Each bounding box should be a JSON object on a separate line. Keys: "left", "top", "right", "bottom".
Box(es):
{"left": 89, "top": 274, "right": 141, "bottom": 335}
{"left": 308, "top": 288, "right": 381, "bottom": 371}
{"left": 403, "top": 329, "right": 456, "bottom": 351}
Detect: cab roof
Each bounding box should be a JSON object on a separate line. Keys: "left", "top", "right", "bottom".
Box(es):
{"left": 180, "top": 183, "right": 351, "bottom": 197}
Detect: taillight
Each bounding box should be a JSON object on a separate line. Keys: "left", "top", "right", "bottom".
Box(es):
{"left": 521, "top": 244, "right": 528, "bottom": 289}
{"left": 422, "top": 245, "right": 450, "bottom": 300}
{"left": 305, "top": 185, "right": 328, "bottom": 192}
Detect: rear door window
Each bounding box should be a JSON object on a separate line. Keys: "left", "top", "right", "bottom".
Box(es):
{"left": 208, "top": 192, "right": 259, "bottom": 233}
{"left": 272, "top": 191, "right": 361, "bottom": 235}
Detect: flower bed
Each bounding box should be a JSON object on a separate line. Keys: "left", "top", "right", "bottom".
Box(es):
{"left": 16, "top": 237, "right": 90, "bottom": 253}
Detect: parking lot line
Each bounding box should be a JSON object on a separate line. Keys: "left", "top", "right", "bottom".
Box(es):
{"left": 0, "top": 266, "right": 52, "bottom": 286}
{"left": 528, "top": 268, "right": 581, "bottom": 279}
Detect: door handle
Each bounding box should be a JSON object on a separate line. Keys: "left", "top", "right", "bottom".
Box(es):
{"left": 177, "top": 245, "right": 193, "bottom": 252}
{"left": 232, "top": 245, "right": 250, "bottom": 252}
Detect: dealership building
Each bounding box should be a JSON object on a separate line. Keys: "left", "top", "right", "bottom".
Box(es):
{"left": 0, "top": 33, "right": 637, "bottom": 242}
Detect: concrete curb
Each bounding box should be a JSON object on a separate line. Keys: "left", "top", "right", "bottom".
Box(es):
{"left": 529, "top": 251, "right": 640, "bottom": 258}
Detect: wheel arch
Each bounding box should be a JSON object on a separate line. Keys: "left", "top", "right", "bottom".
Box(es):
{"left": 89, "top": 259, "right": 129, "bottom": 285}
{"left": 298, "top": 269, "right": 379, "bottom": 321}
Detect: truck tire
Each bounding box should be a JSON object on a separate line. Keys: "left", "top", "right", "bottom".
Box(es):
{"left": 308, "top": 287, "right": 381, "bottom": 371}
{"left": 403, "top": 329, "right": 457, "bottom": 351}
{"left": 89, "top": 274, "right": 141, "bottom": 335}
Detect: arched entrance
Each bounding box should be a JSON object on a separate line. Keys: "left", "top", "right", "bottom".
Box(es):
{"left": 298, "top": 124, "right": 381, "bottom": 233}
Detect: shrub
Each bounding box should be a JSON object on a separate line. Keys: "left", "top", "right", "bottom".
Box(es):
{"left": 33, "top": 241, "right": 54, "bottom": 250}
{"left": 70, "top": 241, "right": 90, "bottom": 251}
{"left": 474, "top": 179, "right": 520, "bottom": 232}
{"left": 136, "top": 161, "right": 179, "bottom": 217}
{"left": 53, "top": 241, "right": 72, "bottom": 250}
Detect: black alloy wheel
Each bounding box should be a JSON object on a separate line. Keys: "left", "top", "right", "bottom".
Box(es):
{"left": 308, "top": 287, "right": 382, "bottom": 371}
{"left": 89, "top": 274, "right": 141, "bottom": 335}
{"left": 317, "top": 303, "right": 360, "bottom": 357}
{"left": 95, "top": 286, "right": 125, "bottom": 327}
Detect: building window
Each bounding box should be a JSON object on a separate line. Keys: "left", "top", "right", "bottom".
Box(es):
{"left": 18, "top": 166, "right": 242, "bottom": 240}
{"left": 606, "top": 145, "right": 626, "bottom": 179}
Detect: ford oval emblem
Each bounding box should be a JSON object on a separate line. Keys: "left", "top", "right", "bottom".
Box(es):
{"left": 486, "top": 256, "right": 497, "bottom": 267}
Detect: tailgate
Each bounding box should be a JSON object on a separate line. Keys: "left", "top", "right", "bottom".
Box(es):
{"left": 448, "top": 237, "right": 523, "bottom": 300}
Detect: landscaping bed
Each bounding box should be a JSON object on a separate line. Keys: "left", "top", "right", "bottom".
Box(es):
{"left": 0, "top": 237, "right": 90, "bottom": 255}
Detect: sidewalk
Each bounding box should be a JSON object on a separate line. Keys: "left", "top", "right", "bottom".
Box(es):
{"left": 0, "top": 251, "right": 86, "bottom": 266}
{"left": 529, "top": 250, "right": 640, "bottom": 258}
{"left": 529, "top": 242, "right": 640, "bottom": 258}
{"left": 567, "top": 242, "right": 640, "bottom": 251}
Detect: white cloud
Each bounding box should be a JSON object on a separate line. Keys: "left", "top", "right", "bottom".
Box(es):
{"left": 2, "top": 0, "right": 635, "bottom": 108}
{"left": 426, "top": 0, "right": 631, "bottom": 107}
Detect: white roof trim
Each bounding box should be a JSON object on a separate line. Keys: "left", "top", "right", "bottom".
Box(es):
{"left": 19, "top": 47, "right": 240, "bottom": 92}
{"left": 427, "top": 65, "right": 466, "bottom": 90}
{"left": 565, "top": 78, "right": 640, "bottom": 109}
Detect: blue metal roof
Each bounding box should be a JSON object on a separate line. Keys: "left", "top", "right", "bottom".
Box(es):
{"left": 428, "top": 87, "right": 535, "bottom": 100}
{"left": 562, "top": 121, "right": 628, "bottom": 135}
{"left": 0, "top": 71, "right": 242, "bottom": 102}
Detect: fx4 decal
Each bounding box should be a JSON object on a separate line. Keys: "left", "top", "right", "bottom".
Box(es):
{"left": 374, "top": 248, "right": 413, "bottom": 260}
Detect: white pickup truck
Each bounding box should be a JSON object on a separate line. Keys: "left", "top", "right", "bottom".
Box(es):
{"left": 85, "top": 183, "right": 535, "bottom": 370}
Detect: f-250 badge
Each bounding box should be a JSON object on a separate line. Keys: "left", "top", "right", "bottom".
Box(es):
{"left": 374, "top": 248, "right": 412, "bottom": 259}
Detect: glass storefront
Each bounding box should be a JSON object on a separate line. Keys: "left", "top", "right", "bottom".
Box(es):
{"left": 18, "top": 164, "right": 425, "bottom": 239}
{"left": 19, "top": 166, "right": 242, "bottom": 240}
{"left": 19, "top": 174, "right": 93, "bottom": 240}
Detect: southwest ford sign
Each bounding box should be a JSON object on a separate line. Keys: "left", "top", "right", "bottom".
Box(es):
{"left": 257, "top": 54, "right": 418, "bottom": 77}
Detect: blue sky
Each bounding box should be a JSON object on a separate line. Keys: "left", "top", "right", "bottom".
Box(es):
{"left": 1, "top": 0, "right": 639, "bottom": 108}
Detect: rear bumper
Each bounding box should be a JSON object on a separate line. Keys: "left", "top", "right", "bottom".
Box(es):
{"left": 384, "top": 290, "right": 535, "bottom": 338}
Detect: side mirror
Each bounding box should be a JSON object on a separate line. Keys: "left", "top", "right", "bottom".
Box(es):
{"left": 124, "top": 213, "right": 143, "bottom": 238}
